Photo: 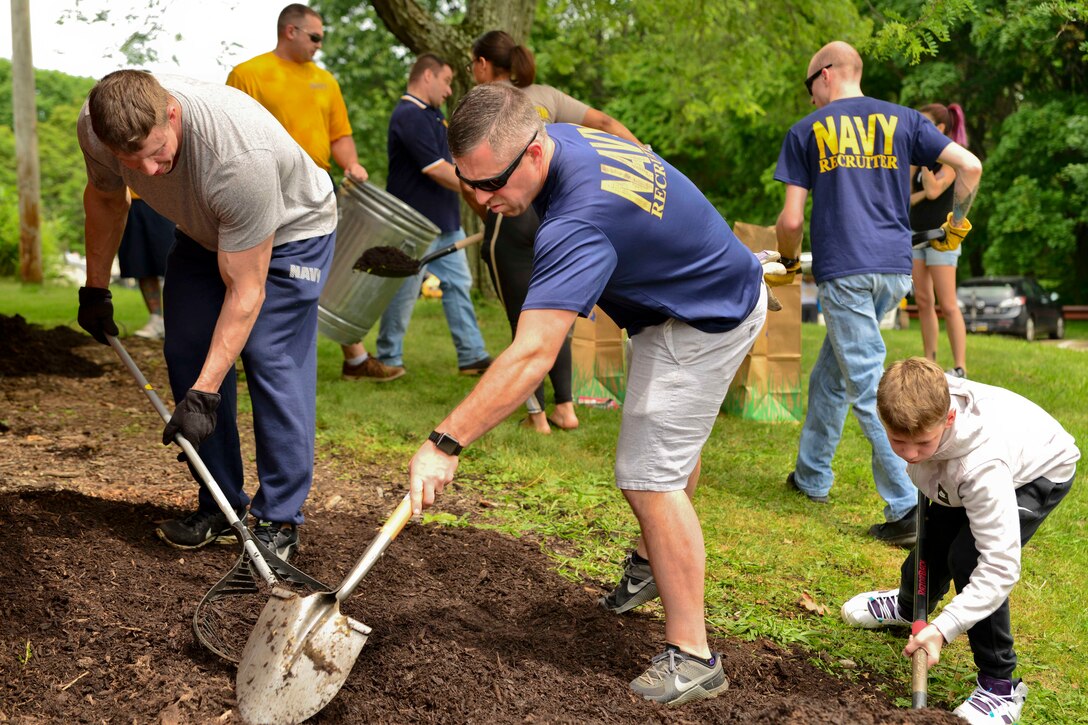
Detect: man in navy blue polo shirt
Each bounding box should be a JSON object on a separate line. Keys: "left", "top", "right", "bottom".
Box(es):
{"left": 774, "top": 41, "right": 981, "bottom": 545}
{"left": 405, "top": 82, "right": 768, "bottom": 706}
{"left": 355, "top": 53, "right": 490, "bottom": 379}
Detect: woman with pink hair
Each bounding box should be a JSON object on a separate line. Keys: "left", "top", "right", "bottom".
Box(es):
{"left": 910, "top": 103, "right": 969, "bottom": 378}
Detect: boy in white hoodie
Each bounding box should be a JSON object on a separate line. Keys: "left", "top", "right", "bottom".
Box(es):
{"left": 841, "top": 357, "right": 1078, "bottom": 724}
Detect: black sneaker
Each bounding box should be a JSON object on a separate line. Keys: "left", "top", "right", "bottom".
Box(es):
{"left": 948, "top": 367, "right": 967, "bottom": 379}
{"left": 868, "top": 507, "right": 917, "bottom": 547}
{"left": 787, "top": 471, "right": 829, "bottom": 503}
{"left": 156, "top": 507, "right": 244, "bottom": 550}
{"left": 254, "top": 520, "right": 299, "bottom": 562}
{"left": 599, "top": 551, "right": 659, "bottom": 613}
{"left": 630, "top": 647, "right": 729, "bottom": 706}
{"left": 458, "top": 356, "right": 492, "bottom": 376}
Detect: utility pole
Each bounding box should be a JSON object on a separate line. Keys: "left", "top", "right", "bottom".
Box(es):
{"left": 11, "top": 0, "right": 43, "bottom": 283}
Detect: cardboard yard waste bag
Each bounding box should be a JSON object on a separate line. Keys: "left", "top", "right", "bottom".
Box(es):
{"left": 723, "top": 221, "right": 804, "bottom": 423}
{"left": 572, "top": 306, "right": 626, "bottom": 409}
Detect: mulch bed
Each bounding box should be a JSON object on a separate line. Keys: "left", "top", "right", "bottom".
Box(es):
{"left": 0, "top": 315, "right": 960, "bottom": 723}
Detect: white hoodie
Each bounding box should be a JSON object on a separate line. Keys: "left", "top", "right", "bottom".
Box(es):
{"left": 907, "top": 376, "right": 1079, "bottom": 644}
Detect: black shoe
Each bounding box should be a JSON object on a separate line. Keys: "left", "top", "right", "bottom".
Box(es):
{"left": 599, "top": 551, "right": 659, "bottom": 613}
{"left": 947, "top": 367, "right": 967, "bottom": 379}
{"left": 868, "top": 508, "right": 917, "bottom": 547}
{"left": 156, "top": 507, "right": 244, "bottom": 549}
{"left": 254, "top": 520, "right": 299, "bottom": 561}
{"left": 458, "top": 356, "right": 492, "bottom": 376}
{"left": 787, "top": 471, "right": 829, "bottom": 503}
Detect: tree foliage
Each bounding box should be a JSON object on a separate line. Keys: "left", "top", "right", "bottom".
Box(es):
{"left": 0, "top": 60, "right": 95, "bottom": 272}
{"left": 12, "top": 0, "right": 1088, "bottom": 301}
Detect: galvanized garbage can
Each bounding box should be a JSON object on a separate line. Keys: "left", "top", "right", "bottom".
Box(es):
{"left": 317, "top": 179, "right": 440, "bottom": 345}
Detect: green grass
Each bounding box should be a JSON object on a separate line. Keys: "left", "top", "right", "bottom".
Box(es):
{"left": 4, "top": 277, "right": 1087, "bottom": 722}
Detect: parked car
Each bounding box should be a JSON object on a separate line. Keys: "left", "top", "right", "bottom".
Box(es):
{"left": 956, "top": 276, "right": 1065, "bottom": 341}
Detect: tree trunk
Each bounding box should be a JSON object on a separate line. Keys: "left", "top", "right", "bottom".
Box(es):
{"left": 370, "top": 0, "right": 536, "bottom": 102}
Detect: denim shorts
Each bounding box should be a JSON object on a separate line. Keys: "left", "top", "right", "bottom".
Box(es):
{"left": 912, "top": 244, "right": 961, "bottom": 267}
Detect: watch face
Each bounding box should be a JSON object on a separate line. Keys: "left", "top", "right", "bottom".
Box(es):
{"left": 430, "top": 431, "right": 462, "bottom": 456}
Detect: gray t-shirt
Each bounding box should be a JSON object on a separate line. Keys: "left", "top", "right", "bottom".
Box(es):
{"left": 78, "top": 74, "right": 337, "bottom": 252}
{"left": 498, "top": 80, "right": 590, "bottom": 126}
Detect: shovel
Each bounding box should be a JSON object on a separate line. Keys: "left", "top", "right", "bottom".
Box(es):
{"left": 106, "top": 335, "right": 328, "bottom": 662}
{"left": 912, "top": 228, "right": 946, "bottom": 250}
{"left": 353, "top": 231, "right": 484, "bottom": 277}
{"left": 236, "top": 493, "right": 415, "bottom": 725}
{"left": 910, "top": 493, "right": 930, "bottom": 708}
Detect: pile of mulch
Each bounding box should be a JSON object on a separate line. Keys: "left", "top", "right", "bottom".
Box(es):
{"left": 0, "top": 315, "right": 962, "bottom": 723}
{"left": 0, "top": 314, "right": 103, "bottom": 378}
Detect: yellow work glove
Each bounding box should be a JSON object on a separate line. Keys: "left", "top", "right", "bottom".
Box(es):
{"left": 934, "top": 213, "right": 971, "bottom": 252}
{"left": 764, "top": 256, "right": 801, "bottom": 287}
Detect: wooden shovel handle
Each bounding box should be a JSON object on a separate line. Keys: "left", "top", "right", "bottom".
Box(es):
{"left": 335, "top": 493, "right": 414, "bottom": 602}
{"left": 911, "top": 647, "right": 928, "bottom": 708}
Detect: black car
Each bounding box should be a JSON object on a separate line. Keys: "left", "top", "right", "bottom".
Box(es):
{"left": 956, "top": 276, "right": 1065, "bottom": 341}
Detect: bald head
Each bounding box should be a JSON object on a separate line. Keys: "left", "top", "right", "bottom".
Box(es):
{"left": 809, "top": 41, "right": 863, "bottom": 81}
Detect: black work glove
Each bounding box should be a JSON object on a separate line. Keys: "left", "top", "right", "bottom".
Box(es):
{"left": 162, "top": 389, "right": 221, "bottom": 448}
{"left": 77, "top": 286, "right": 119, "bottom": 345}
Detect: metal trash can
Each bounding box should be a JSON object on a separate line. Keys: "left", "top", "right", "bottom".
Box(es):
{"left": 317, "top": 179, "right": 439, "bottom": 345}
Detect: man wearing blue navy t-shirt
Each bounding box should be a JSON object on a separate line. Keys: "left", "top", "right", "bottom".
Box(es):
{"left": 406, "top": 82, "right": 768, "bottom": 706}
{"left": 361, "top": 53, "right": 491, "bottom": 379}
{"left": 774, "top": 41, "right": 982, "bottom": 545}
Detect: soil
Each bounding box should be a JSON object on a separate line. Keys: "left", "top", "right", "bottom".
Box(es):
{"left": 353, "top": 246, "right": 418, "bottom": 277}
{"left": 0, "top": 314, "right": 962, "bottom": 724}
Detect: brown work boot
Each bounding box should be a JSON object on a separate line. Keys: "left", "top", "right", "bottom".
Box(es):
{"left": 342, "top": 356, "right": 405, "bottom": 382}
{"left": 458, "top": 356, "right": 492, "bottom": 376}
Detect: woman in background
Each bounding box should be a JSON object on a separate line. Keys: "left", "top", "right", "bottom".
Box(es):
{"left": 469, "top": 30, "right": 642, "bottom": 434}
{"left": 910, "top": 102, "right": 969, "bottom": 378}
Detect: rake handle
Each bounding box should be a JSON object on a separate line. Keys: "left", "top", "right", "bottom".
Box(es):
{"left": 106, "top": 335, "right": 277, "bottom": 587}
{"left": 335, "top": 493, "right": 414, "bottom": 603}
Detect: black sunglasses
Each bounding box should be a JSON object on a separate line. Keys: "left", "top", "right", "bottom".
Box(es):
{"left": 455, "top": 131, "right": 538, "bottom": 192}
{"left": 805, "top": 64, "right": 832, "bottom": 95}
{"left": 293, "top": 25, "right": 323, "bottom": 43}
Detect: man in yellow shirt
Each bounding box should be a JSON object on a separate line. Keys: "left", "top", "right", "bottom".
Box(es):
{"left": 228, "top": 3, "right": 402, "bottom": 380}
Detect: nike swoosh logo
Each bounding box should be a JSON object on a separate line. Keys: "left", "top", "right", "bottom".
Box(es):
{"left": 625, "top": 578, "right": 652, "bottom": 595}
{"left": 673, "top": 675, "right": 701, "bottom": 693}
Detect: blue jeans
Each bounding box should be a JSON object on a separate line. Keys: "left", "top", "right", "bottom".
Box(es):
{"left": 794, "top": 273, "right": 916, "bottom": 522}
{"left": 376, "top": 228, "right": 489, "bottom": 368}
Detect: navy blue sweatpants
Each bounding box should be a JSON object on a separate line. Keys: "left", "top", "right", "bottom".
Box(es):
{"left": 162, "top": 230, "right": 335, "bottom": 525}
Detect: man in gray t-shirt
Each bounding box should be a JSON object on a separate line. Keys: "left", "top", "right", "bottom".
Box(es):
{"left": 76, "top": 70, "right": 337, "bottom": 562}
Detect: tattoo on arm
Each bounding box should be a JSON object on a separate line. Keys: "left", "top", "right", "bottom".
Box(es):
{"left": 951, "top": 186, "right": 977, "bottom": 226}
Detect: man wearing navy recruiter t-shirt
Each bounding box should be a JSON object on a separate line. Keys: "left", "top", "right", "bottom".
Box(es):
{"left": 774, "top": 41, "right": 982, "bottom": 545}
{"left": 356, "top": 53, "right": 491, "bottom": 379}
{"left": 407, "top": 82, "right": 767, "bottom": 706}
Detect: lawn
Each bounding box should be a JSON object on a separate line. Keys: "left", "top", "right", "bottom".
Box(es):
{"left": 3, "top": 277, "right": 1086, "bottom": 723}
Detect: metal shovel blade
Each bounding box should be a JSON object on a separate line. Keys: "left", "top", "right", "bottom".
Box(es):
{"left": 236, "top": 494, "right": 414, "bottom": 724}
{"left": 236, "top": 587, "right": 372, "bottom": 725}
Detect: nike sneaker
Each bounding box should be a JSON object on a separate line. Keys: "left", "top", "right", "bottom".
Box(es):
{"left": 630, "top": 646, "right": 729, "bottom": 706}
{"left": 599, "top": 550, "right": 658, "bottom": 613}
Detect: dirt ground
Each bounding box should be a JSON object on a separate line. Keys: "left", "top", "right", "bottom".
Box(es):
{"left": 0, "top": 314, "right": 962, "bottom": 724}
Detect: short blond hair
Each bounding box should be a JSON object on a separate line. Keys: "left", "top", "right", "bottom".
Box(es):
{"left": 877, "top": 357, "right": 950, "bottom": 435}
{"left": 88, "top": 70, "right": 170, "bottom": 153}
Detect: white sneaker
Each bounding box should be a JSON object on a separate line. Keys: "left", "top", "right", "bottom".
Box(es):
{"left": 840, "top": 588, "right": 910, "bottom": 629}
{"left": 134, "top": 314, "right": 164, "bottom": 340}
{"left": 953, "top": 676, "right": 1027, "bottom": 724}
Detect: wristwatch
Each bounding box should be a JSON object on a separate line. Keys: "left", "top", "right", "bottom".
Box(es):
{"left": 428, "top": 430, "right": 463, "bottom": 457}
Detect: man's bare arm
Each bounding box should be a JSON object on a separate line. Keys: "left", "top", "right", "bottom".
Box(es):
{"left": 192, "top": 236, "right": 274, "bottom": 393}
{"left": 775, "top": 184, "right": 808, "bottom": 260}
{"left": 937, "top": 143, "right": 982, "bottom": 226}
{"left": 83, "top": 183, "right": 130, "bottom": 288}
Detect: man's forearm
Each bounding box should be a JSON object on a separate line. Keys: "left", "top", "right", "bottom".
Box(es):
{"left": 193, "top": 286, "right": 264, "bottom": 392}
{"left": 83, "top": 184, "right": 130, "bottom": 288}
